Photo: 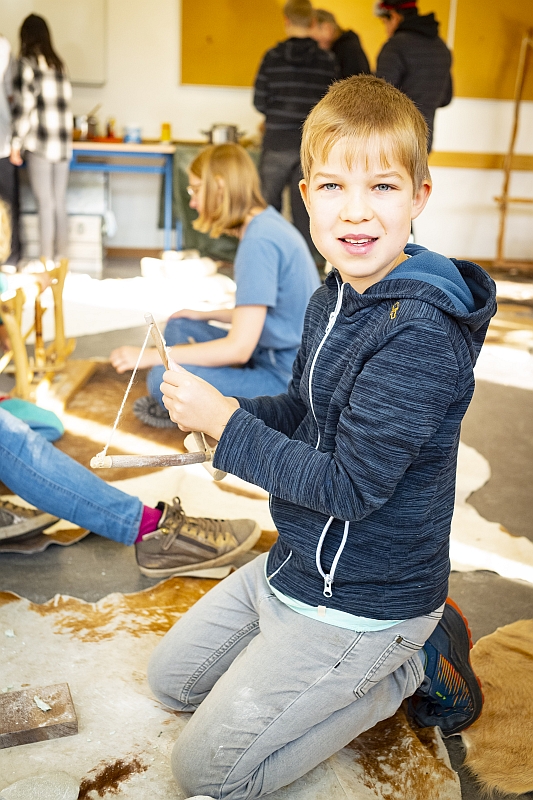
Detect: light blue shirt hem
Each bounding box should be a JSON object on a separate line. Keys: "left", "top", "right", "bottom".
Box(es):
{"left": 266, "top": 566, "right": 406, "bottom": 631}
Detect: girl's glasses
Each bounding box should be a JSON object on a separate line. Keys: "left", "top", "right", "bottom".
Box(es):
{"left": 187, "top": 185, "right": 201, "bottom": 197}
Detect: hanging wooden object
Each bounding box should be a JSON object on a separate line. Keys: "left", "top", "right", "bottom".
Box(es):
{"left": 494, "top": 29, "right": 533, "bottom": 270}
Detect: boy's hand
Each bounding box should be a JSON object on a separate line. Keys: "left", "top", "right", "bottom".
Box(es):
{"left": 161, "top": 365, "right": 239, "bottom": 440}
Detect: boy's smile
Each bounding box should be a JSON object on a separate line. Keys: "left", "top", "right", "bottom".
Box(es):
{"left": 300, "top": 138, "right": 431, "bottom": 293}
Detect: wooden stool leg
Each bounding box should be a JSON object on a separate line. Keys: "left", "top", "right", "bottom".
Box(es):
{"left": 47, "top": 258, "right": 74, "bottom": 368}
{"left": 0, "top": 288, "right": 32, "bottom": 399}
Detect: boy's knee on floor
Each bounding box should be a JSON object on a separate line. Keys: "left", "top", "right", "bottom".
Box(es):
{"left": 171, "top": 731, "right": 220, "bottom": 798}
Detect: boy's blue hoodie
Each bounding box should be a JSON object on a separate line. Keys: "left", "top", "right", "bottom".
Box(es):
{"left": 214, "top": 245, "right": 497, "bottom": 619}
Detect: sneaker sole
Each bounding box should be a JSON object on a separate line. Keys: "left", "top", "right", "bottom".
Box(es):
{"left": 411, "top": 597, "right": 484, "bottom": 736}
{"left": 0, "top": 513, "right": 59, "bottom": 541}
{"left": 137, "top": 523, "right": 262, "bottom": 578}
{"left": 445, "top": 597, "right": 485, "bottom": 720}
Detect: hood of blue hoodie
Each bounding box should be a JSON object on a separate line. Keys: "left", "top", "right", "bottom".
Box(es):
{"left": 382, "top": 243, "right": 478, "bottom": 313}
{"left": 326, "top": 244, "right": 497, "bottom": 364}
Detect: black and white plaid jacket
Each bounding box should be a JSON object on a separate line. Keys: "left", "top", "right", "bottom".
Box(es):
{"left": 12, "top": 55, "right": 72, "bottom": 162}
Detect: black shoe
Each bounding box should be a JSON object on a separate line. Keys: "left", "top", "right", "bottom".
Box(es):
{"left": 135, "top": 497, "right": 261, "bottom": 578}
{"left": 0, "top": 500, "right": 58, "bottom": 542}
{"left": 133, "top": 396, "right": 175, "bottom": 428}
{"left": 408, "top": 598, "right": 483, "bottom": 736}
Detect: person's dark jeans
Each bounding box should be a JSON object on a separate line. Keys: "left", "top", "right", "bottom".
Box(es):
{"left": 0, "top": 157, "right": 21, "bottom": 266}
{"left": 259, "top": 149, "right": 320, "bottom": 262}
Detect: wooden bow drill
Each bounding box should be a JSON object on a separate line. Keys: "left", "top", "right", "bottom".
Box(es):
{"left": 90, "top": 313, "right": 226, "bottom": 479}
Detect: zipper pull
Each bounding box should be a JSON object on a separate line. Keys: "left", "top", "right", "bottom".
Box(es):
{"left": 323, "top": 575, "right": 333, "bottom": 598}
{"left": 390, "top": 301, "right": 400, "bottom": 320}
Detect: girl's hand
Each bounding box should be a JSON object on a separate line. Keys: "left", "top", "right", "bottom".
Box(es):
{"left": 110, "top": 345, "right": 160, "bottom": 373}
{"left": 161, "top": 365, "right": 239, "bottom": 440}
{"left": 169, "top": 308, "right": 206, "bottom": 320}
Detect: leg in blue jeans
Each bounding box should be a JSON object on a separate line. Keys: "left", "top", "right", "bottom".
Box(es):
{"left": 0, "top": 408, "right": 142, "bottom": 544}
{"left": 147, "top": 318, "right": 294, "bottom": 403}
{"left": 148, "top": 553, "right": 442, "bottom": 800}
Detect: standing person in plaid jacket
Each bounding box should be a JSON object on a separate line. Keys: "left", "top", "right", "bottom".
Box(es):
{"left": 10, "top": 14, "right": 72, "bottom": 263}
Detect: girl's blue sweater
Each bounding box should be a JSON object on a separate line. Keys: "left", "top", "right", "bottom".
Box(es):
{"left": 214, "top": 245, "right": 497, "bottom": 619}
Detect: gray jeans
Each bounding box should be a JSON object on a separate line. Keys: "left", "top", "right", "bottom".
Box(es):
{"left": 148, "top": 553, "right": 442, "bottom": 800}
{"left": 25, "top": 151, "right": 69, "bottom": 260}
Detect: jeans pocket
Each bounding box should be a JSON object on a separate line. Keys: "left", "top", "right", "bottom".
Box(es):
{"left": 353, "top": 634, "right": 424, "bottom": 699}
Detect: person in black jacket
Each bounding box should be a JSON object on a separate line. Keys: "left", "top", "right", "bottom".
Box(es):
{"left": 312, "top": 9, "right": 371, "bottom": 79}
{"left": 253, "top": 0, "right": 337, "bottom": 260}
{"left": 375, "top": 0, "right": 452, "bottom": 151}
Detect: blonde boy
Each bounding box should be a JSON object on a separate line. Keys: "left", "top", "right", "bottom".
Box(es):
{"left": 148, "top": 76, "right": 494, "bottom": 800}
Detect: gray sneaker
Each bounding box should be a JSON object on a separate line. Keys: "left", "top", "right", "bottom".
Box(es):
{"left": 0, "top": 500, "right": 59, "bottom": 542}
{"left": 135, "top": 497, "right": 261, "bottom": 578}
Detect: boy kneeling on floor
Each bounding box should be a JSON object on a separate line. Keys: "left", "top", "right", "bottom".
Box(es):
{"left": 147, "top": 75, "right": 495, "bottom": 800}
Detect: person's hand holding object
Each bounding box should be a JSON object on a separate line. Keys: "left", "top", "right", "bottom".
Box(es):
{"left": 161, "top": 364, "right": 239, "bottom": 441}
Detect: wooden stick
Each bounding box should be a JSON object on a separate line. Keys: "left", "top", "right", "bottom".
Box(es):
{"left": 145, "top": 311, "right": 170, "bottom": 368}
{"left": 90, "top": 451, "right": 208, "bottom": 469}
{"left": 496, "top": 30, "right": 533, "bottom": 263}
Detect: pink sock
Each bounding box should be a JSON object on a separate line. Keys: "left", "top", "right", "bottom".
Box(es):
{"left": 135, "top": 505, "right": 163, "bottom": 543}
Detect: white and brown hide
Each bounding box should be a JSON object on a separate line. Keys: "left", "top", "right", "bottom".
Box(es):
{"left": 0, "top": 578, "right": 460, "bottom": 800}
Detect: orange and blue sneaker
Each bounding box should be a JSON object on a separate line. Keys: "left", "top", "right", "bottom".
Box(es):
{"left": 408, "top": 598, "right": 483, "bottom": 736}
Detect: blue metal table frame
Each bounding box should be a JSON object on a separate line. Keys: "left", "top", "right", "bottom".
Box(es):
{"left": 70, "top": 142, "right": 175, "bottom": 250}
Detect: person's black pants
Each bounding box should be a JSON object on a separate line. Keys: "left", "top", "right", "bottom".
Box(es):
{"left": 0, "top": 157, "right": 21, "bottom": 266}
{"left": 259, "top": 148, "right": 321, "bottom": 262}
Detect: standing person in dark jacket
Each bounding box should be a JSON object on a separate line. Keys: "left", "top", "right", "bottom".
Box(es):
{"left": 375, "top": 0, "right": 452, "bottom": 151}
{"left": 312, "top": 9, "right": 371, "bottom": 79}
{"left": 253, "top": 0, "right": 337, "bottom": 259}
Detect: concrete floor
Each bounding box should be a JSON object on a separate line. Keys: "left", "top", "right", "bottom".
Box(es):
{"left": 1, "top": 258, "right": 532, "bottom": 799}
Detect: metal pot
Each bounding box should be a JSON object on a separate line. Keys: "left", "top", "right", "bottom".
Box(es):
{"left": 201, "top": 124, "right": 244, "bottom": 144}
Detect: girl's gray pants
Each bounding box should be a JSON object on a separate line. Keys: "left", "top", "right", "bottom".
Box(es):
{"left": 25, "top": 151, "right": 69, "bottom": 260}
{"left": 148, "top": 553, "right": 442, "bottom": 800}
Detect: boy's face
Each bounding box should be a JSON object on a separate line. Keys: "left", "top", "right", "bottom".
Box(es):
{"left": 300, "top": 138, "right": 431, "bottom": 293}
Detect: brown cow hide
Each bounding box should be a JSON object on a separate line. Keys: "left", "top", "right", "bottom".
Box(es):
{"left": 0, "top": 578, "right": 460, "bottom": 800}
{"left": 462, "top": 619, "right": 533, "bottom": 795}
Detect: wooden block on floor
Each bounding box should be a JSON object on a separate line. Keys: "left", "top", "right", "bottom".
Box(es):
{"left": 0, "top": 683, "right": 78, "bottom": 749}
{"left": 33, "top": 359, "right": 98, "bottom": 413}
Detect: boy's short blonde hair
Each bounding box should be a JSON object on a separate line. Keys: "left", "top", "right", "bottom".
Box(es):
{"left": 283, "top": 0, "right": 313, "bottom": 28}
{"left": 301, "top": 75, "right": 430, "bottom": 192}
{"left": 189, "top": 144, "right": 266, "bottom": 239}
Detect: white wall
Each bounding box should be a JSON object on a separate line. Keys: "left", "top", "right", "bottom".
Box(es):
{"left": 70, "top": 0, "right": 533, "bottom": 258}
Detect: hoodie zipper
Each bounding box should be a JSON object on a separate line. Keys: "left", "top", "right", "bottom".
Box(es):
{"left": 315, "top": 518, "right": 350, "bottom": 597}
{"left": 308, "top": 277, "right": 345, "bottom": 450}
{"left": 307, "top": 276, "right": 350, "bottom": 597}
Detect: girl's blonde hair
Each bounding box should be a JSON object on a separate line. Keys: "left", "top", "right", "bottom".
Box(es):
{"left": 301, "top": 75, "right": 430, "bottom": 193}
{"left": 0, "top": 200, "right": 12, "bottom": 265}
{"left": 189, "top": 144, "right": 266, "bottom": 239}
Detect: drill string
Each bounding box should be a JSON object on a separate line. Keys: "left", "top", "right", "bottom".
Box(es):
{"left": 93, "top": 324, "right": 153, "bottom": 464}
{"left": 91, "top": 313, "right": 226, "bottom": 475}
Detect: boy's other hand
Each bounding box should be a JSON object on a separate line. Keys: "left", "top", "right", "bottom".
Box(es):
{"left": 110, "top": 345, "right": 159, "bottom": 373}
{"left": 161, "top": 366, "right": 239, "bottom": 440}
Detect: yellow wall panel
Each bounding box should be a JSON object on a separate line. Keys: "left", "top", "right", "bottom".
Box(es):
{"left": 181, "top": 0, "right": 533, "bottom": 100}
{"left": 453, "top": 0, "right": 533, "bottom": 100}
{"left": 181, "top": 0, "right": 285, "bottom": 86}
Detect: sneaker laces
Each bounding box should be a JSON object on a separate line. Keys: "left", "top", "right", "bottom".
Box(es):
{"left": 158, "top": 497, "right": 233, "bottom": 551}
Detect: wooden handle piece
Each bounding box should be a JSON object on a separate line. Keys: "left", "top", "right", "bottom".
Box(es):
{"left": 90, "top": 451, "right": 208, "bottom": 469}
